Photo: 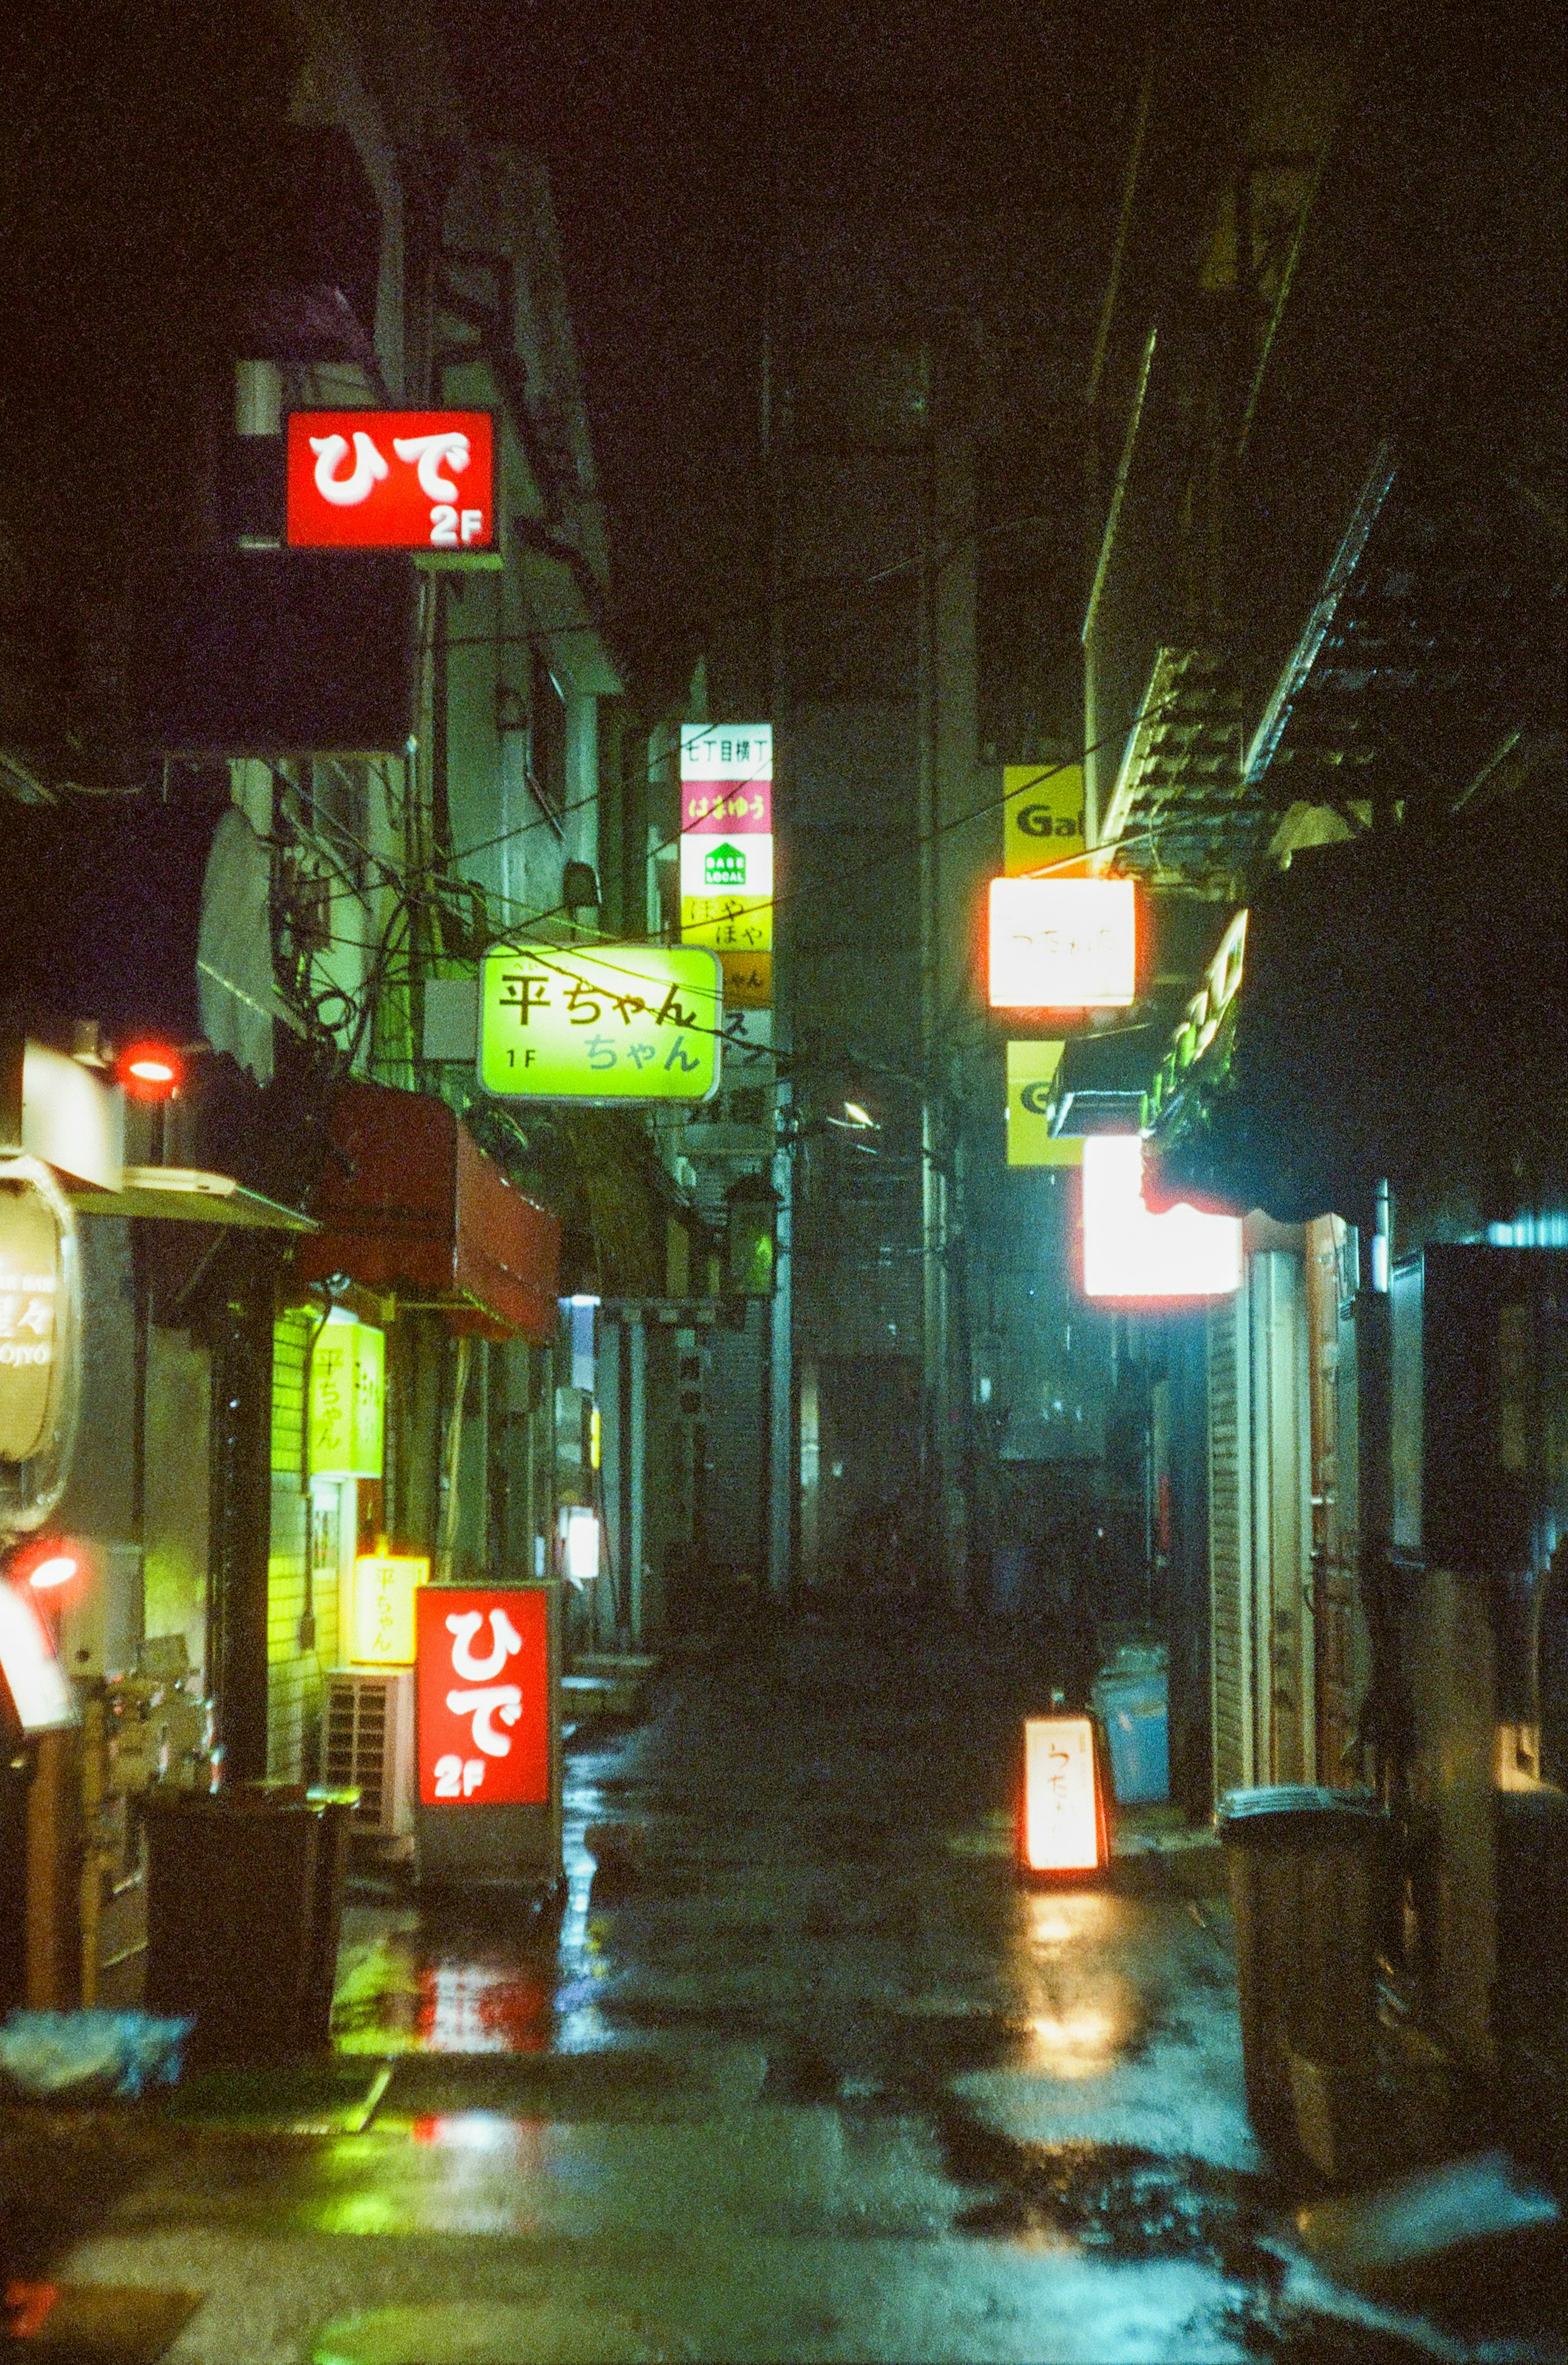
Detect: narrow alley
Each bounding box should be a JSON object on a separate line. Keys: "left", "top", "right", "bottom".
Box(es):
{"left": 8, "top": 1612, "right": 1560, "bottom": 2363}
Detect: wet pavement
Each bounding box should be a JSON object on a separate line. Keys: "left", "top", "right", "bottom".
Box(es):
{"left": 4, "top": 1608, "right": 1566, "bottom": 2361}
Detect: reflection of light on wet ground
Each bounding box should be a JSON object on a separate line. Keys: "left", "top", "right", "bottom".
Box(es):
{"left": 329, "top": 1755, "right": 622, "bottom": 2058}
{"left": 1026, "top": 1891, "right": 1112, "bottom": 1953}
{"left": 416, "top": 1962, "right": 552, "bottom": 2053}
{"left": 1027, "top": 2010, "right": 1120, "bottom": 2077}
{"left": 1008, "top": 1891, "right": 1137, "bottom": 2078}
{"left": 554, "top": 1760, "right": 612, "bottom": 2049}
{"left": 405, "top": 2112, "right": 546, "bottom": 2157}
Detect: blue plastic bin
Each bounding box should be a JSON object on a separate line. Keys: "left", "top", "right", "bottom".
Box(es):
{"left": 1092, "top": 1668, "right": 1169, "bottom": 1805}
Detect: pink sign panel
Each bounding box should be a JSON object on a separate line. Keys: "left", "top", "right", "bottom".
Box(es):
{"left": 416, "top": 1587, "right": 549, "bottom": 1807}
{"left": 680, "top": 779, "right": 772, "bottom": 835}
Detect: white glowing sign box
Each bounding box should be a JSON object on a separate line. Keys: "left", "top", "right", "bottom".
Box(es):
{"left": 679, "top": 833, "right": 774, "bottom": 903}
{"left": 1022, "top": 1715, "right": 1104, "bottom": 1873}
{"left": 1081, "top": 1136, "right": 1242, "bottom": 1300}
{"left": 988, "top": 877, "right": 1136, "bottom": 1009}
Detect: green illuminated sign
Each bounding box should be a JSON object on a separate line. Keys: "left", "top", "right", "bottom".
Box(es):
{"left": 479, "top": 942, "right": 724, "bottom": 1102}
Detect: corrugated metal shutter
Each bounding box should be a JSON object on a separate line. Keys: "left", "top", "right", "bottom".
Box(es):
{"left": 704, "top": 1304, "right": 768, "bottom": 1573}
{"left": 1209, "top": 1289, "right": 1251, "bottom": 1795}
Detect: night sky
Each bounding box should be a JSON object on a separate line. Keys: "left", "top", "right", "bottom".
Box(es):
{"left": 444, "top": 0, "right": 1138, "bottom": 702}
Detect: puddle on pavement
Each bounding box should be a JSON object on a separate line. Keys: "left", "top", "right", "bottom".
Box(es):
{"left": 938, "top": 2110, "right": 1284, "bottom": 2283}
{"left": 332, "top": 1909, "right": 565, "bottom": 2056}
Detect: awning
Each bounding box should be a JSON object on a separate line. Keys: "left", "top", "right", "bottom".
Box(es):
{"left": 291, "top": 1079, "right": 561, "bottom": 1341}
{"left": 70, "top": 1167, "right": 316, "bottom": 1233}
{"left": 1046, "top": 1026, "right": 1162, "bottom": 1137}
{"left": 1146, "top": 799, "right": 1568, "bottom": 1227}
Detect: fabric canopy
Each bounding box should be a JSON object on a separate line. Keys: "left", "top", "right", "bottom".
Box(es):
{"left": 1147, "top": 796, "right": 1568, "bottom": 1228}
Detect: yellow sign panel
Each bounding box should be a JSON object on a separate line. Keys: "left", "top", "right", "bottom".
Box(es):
{"left": 310, "top": 1321, "right": 385, "bottom": 1480}
{"left": 718, "top": 949, "right": 772, "bottom": 1008}
{"left": 680, "top": 894, "right": 773, "bottom": 954}
{"left": 479, "top": 942, "right": 723, "bottom": 1101}
{"left": 1004, "top": 763, "right": 1085, "bottom": 876}
{"left": 1005, "top": 1042, "right": 1083, "bottom": 1168}
{"left": 350, "top": 1553, "right": 429, "bottom": 1666}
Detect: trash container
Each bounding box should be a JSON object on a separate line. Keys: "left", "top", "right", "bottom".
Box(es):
{"left": 1216, "top": 1785, "right": 1389, "bottom": 2170}
{"left": 1091, "top": 1645, "right": 1169, "bottom": 1805}
{"left": 303, "top": 1786, "right": 361, "bottom": 2051}
{"left": 144, "top": 1781, "right": 357, "bottom": 2064}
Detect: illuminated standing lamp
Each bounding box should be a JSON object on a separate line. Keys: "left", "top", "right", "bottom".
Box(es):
{"left": 560, "top": 1505, "right": 601, "bottom": 1584}
{"left": 1019, "top": 1713, "right": 1110, "bottom": 1876}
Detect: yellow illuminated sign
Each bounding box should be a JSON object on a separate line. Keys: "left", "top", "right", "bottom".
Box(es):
{"left": 309, "top": 1322, "right": 385, "bottom": 1480}
{"left": 717, "top": 950, "right": 772, "bottom": 1009}
{"left": 680, "top": 895, "right": 773, "bottom": 953}
{"left": 479, "top": 942, "right": 723, "bottom": 1102}
{"left": 350, "top": 1553, "right": 430, "bottom": 1666}
{"left": 1022, "top": 1715, "right": 1104, "bottom": 1873}
{"left": 988, "top": 876, "right": 1136, "bottom": 1009}
{"left": 1004, "top": 764, "right": 1085, "bottom": 876}
{"left": 1005, "top": 1042, "right": 1084, "bottom": 1169}
{"left": 0, "top": 1173, "right": 62, "bottom": 1464}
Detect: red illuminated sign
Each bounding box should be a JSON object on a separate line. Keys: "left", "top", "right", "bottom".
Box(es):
{"left": 415, "top": 1586, "right": 548, "bottom": 1807}
{"left": 286, "top": 412, "right": 497, "bottom": 555}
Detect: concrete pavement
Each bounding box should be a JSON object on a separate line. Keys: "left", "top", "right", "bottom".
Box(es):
{"left": 3, "top": 1609, "right": 1561, "bottom": 2361}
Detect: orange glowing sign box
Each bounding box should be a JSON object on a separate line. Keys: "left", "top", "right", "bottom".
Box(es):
{"left": 1021, "top": 1715, "right": 1107, "bottom": 1874}
{"left": 988, "top": 876, "right": 1136, "bottom": 1009}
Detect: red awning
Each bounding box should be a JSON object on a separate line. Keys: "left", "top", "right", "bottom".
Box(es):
{"left": 292, "top": 1080, "right": 560, "bottom": 1341}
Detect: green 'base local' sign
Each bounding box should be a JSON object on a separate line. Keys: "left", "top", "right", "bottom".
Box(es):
{"left": 479, "top": 942, "right": 724, "bottom": 1102}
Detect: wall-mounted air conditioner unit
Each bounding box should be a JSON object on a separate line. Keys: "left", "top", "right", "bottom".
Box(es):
{"left": 321, "top": 1666, "right": 415, "bottom": 1842}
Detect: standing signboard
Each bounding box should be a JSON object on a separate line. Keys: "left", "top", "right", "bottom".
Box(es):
{"left": 413, "top": 1583, "right": 561, "bottom": 1888}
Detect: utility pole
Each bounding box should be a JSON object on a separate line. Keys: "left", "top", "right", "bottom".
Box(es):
{"left": 915, "top": 347, "right": 962, "bottom": 1608}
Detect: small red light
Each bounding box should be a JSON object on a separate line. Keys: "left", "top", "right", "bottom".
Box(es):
{"left": 6, "top": 1538, "right": 84, "bottom": 1594}
{"left": 27, "top": 1554, "right": 79, "bottom": 1592}
{"left": 115, "top": 1042, "right": 184, "bottom": 1100}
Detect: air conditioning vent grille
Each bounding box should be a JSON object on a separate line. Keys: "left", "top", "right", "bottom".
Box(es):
{"left": 321, "top": 1668, "right": 412, "bottom": 1839}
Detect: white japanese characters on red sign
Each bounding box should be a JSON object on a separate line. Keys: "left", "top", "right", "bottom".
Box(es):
{"left": 286, "top": 412, "right": 497, "bottom": 554}
{"left": 415, "top": 1587, "right": 549, "bottom": 1807}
